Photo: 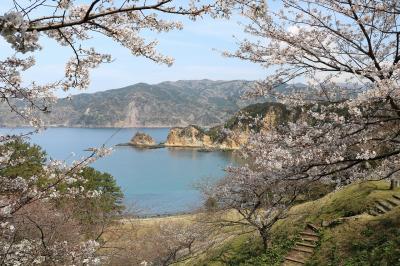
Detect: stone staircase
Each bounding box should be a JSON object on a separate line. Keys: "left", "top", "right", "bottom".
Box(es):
{"left": 368, "top": 194, "right": 400, "bottom": 216}
{"left": 282, "top": 224, "right": 320, "bottom": 266}
{"left": 281, "top": 194, "right": 400, "bottom": 265}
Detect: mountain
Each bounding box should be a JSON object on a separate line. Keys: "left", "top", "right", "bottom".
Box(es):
{"left": 0, "top": 80, "right": 264, "bottom": 128}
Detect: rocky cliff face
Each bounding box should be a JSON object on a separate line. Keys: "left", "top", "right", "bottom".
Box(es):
{"left": 126, "top": 102, "right": 302, "bottom": 150}
{"left": 130, "top": 132, "right": 156, "bottom": 146}
{"left": 217, "top": 130, "right": 250, "bottom": 150}
{"left": 161, "top": 102, "right": 301, "bottom": 150}
{"left": 165, "top": 126, "right": 212, "bottom": 147}
{"left": 162, "top": 122, "right": 256, "bottom": 150}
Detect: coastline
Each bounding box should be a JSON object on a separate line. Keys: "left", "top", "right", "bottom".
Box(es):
{"left": 121, "top": 210, "right": 200, "bottom": 221}
{"left": 117, "top": 142, "right": 237, "bottom": 152}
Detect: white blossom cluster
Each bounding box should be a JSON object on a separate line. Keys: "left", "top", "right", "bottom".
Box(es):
{"left": 0, "top": 12, "right": 40, "bottom": 53}
{"left": 0, "top": 138, "right": 115, "bottom": 264}
{"left": 0, "top": 237, "right": 102, "bottom": 266}
{"left": 220, "top": 0, "right": 400, "bottom": 185}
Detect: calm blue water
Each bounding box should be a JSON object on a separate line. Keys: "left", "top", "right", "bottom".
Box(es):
{"left": 0, "top": 127, "right": 236, "bottom": 215}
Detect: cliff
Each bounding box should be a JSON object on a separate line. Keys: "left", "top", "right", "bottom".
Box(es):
{"left": 130, "top": 132, "right": 156, "bottom": 146}
{"left": 161, "top": 102, "right": 301, "bottom": 150}
{"left": 125, "top": 101, "right": 304, "bottom": 150}
{"left": 164, "top": 126, "right": 213, "bottom": 147}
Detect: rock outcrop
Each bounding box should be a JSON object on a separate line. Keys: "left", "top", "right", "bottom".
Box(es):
{"left": 127, "top": 102, "right": 302, "bottom": 150}
{"left": 218, "top": 130, "right": 250, "bottom": 150}
{"left": 164, "top": 126, "right": 213, "bottom": 147}
{"left": 130, "top": 132, "right": 156, "bottom": 146}
{"left": 162, "top": 125, "right": 250, "bottom": 150}
{"left": 161, "top": 102, "right": 297, "bottom": 150}
{"left": 207, "top": 102, "right": 295, "bottom": 150}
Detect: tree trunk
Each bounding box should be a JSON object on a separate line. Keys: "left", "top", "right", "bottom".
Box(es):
{"left": 260, "top": 231, "right": 269, "bottom": 251}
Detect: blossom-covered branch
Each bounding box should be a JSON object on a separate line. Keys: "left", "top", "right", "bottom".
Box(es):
{"left": 220, "top": 0, "right": 400, "bottom": 184}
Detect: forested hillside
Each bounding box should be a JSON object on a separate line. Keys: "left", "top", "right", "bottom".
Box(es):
{"left": 0, "top": 80, "right": 262, "bottom": 128}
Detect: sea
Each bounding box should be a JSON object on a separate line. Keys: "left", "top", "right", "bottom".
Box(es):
{"left": 0, "top": 127, "right": 237, "bottom": 216}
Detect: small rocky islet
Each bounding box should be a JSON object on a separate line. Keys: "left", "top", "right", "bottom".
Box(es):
{"left": 130, "top": 132, "right": 156, "bottom": 146}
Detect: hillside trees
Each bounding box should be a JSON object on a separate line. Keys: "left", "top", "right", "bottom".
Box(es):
{"left": 204, "top": 166, "right": 304, "bottom": 251}
{"left": 103, "top": 219, "right": 216, "bottom": 265}
{"left": 0, "top": 139, "right": 123, "bottom": 264}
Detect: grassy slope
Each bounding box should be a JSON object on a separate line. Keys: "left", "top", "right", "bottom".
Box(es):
{"left": 188, "top": 181, "right": 400, "bottom": 266}
{"left": 103, "top": 181, "right": 399, "bottom": 265}
{"left": 103, "top": 213, "right": 198, "bottom": 245}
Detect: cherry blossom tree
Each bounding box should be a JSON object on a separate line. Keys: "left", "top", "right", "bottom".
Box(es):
{"left": 204, "top": 166, "right": 303, "bottom": 250}
{"left": 0, "top": 142, "right": 112, "bottom": 265}
{"left": 105, "top": 219, "right": 215, "bottom": 265}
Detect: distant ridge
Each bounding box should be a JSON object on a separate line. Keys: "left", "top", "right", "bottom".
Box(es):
{"left": 0, "top": 80, "right": 263, "bottom": 128}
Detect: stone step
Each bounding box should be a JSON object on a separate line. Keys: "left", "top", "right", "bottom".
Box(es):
{"left": 306, "top": 223, "right": 320, "bottom": 232}
{"left": 393, "top": 195, "right": 400, "bottom": 201}
{"left": 296, "top": 242, "right": 317, "bottom": 248}
{"left": 385, "top": 199, "right": 399, "bottom": 208}
{"left": 374, "top": 205, "right": 387, "bottom": 214}
{"left": 368, "top": 209, "right": 379, "bottom": 216}
{"left": 301, "top": 236, "right": 318, "bottom": 242}
{"left": 282, "top": 260, "right": 304, "bottom": 266}
{"left": 376, "top": 200, "right": 392, "bottom": 211}
{"left": 300, "top": 231, "right": 318, "bottom": 237}
{"left": 282, "top": 261, "right": 304, "bottom": 266}
{"left": 293, "top": 247, "right": 314, "bottom": 254}
{"left": 284, "top": 256, "right": 305, "bottom": 264}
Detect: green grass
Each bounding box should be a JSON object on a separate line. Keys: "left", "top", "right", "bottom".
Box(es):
{"left": 189, "top": 181, "right": 400, "bottom": 266}
{"left": 273, "top": 181, "right": 398, "bottom": 235}
{"left": 303, "top": 181, "right": 400, "bottom": 266}
{"left": 308, "top": 207, "right": 400, "bottom": 266}
{"left": 181, "top": 232, "right": 295, "bottom": 266}
{"left": 106, "top": 181, "right": 399, "bottom": 265}
{"left": 275, "top": 181, "right": 400, "bottom": 266}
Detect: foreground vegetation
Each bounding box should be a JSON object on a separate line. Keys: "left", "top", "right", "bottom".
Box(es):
{"left": 124, "top": 181, "right": 399, "bottom": 265}
{"left": 2, "top": 138, "right": 400, "bottom": 265}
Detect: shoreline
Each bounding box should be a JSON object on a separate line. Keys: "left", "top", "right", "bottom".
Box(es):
{"left": 117, "top": 142, "right": 237, "bottom": 152}
{"left": 121, "top": 210, "right": 200, "bottom": 220}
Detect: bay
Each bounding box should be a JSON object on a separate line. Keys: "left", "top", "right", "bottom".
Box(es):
{"left": 0, "top": 127, "right": 236, "bottom": 215}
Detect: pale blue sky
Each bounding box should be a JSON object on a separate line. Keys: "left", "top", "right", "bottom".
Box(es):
{"left": 0, "top": 1, "right": 267, "bottom": 96}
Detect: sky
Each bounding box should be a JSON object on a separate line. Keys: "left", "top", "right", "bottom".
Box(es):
{"left": 0, "top": 1, "right": 267, "bottom": 97}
